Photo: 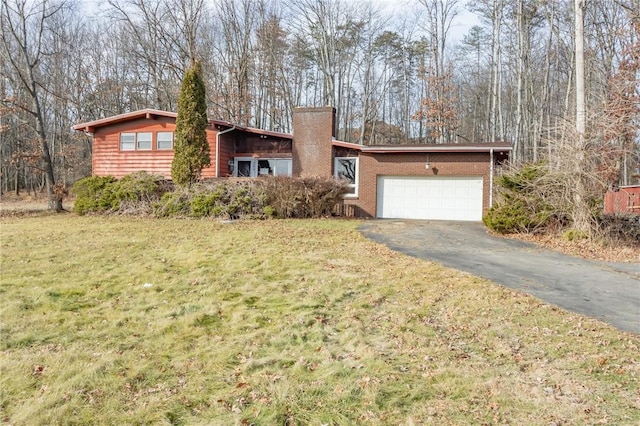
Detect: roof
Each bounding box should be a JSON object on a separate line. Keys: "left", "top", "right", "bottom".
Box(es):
{"left": 73, "top": 108, "right": 293, "bottom": 139}
{"left": 209, "top": 119, "right": 292, "bottom": 139}
{"left": 72, "top": 109, "right": 176, "bottom": 133}
{"left": 332, "top": 140, "right": 512, "bottom": 153}
{"left": 73, "top": 109, "right": 512, "bottom": 152}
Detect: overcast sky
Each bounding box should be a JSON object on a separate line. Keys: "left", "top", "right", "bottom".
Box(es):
{"left": 373, "top": 0, "right": 481, "bottom": 43}
{"left": 80, "top": 0, "right": 481, "bottom": 45}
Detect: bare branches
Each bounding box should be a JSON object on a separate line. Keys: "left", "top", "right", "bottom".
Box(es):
{"left": 0, "top": 0, "right": 76, "bottom": 209}
{"left": 1, "top": 0, "right": 638, "bottom": 196}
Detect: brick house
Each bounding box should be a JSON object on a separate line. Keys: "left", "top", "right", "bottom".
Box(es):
{"left": 73, "top": 107, "right": 511, "bottom": 221}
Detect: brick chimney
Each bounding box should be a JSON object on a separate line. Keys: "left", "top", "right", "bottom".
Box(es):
{"left": 292, "top": 107, "right": 336, "bottom": 177}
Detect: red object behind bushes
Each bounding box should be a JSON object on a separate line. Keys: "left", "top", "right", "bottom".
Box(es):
{"left": 604, "top": 185, "right": 640, "bottom": 215}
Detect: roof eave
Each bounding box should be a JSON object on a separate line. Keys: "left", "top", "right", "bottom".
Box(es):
{"left": 211, "top": 120, "right": 292, "bottom": 139}
{"left": 73, "top": 109, "right": 293, "bottom": 139}
{"left": 72, "top": 109, "right": 177, "bottom": 133}
{"left": 360, "top": 145, "right": 512, "bottom": 153}
{"left": 332, "top": 140, "right": 364, "bottom": 151}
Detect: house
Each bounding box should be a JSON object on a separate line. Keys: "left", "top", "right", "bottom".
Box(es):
{"left": 73, "top": 107, "right": 511, "bottom": 221}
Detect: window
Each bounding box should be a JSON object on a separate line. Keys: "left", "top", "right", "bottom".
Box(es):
{"left": 234, "top": 158, "right": 292, "bottom": 177}
{"left": 120, "top": 133, "right": 135, "bottom": 150}
{"left": 334, "top": 157, "right": 358, "bottom": 196}
{"left": 257, "top": 159, "right": 292, "bottom": 177}
{"left": 119, "top": 131, "right": 174, "bottom": 151}
{"left": 235, "top": 158, "right": 255, "bottom": 177}
{"left": 137, "top": 132, "right": 152, "bottom": 150}
{"left": 157, "top": 132, "right": 173, "bottom": 150}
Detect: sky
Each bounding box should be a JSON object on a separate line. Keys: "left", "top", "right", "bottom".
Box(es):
{"left": 80, "top": 0, "right": 481, "bottom": 45}
{"left": 373, "top": 0, "right": 481, "bottom": 44}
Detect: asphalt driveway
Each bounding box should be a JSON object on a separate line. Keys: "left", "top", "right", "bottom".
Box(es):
{"left": 360, "top": 220, "right": 640, "bottom": 334}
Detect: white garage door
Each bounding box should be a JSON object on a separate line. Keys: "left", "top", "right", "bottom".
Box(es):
{"left": 377, "top": 176, "right": 484, "bottom": 221}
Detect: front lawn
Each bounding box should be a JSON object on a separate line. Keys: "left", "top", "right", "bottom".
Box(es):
{"left": 1, "top": 215, "right": 638, "bottom": 425}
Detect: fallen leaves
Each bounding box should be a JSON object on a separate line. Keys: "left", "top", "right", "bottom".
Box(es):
{"left": 504, "top": 232, "right": 639, "bottom": 262}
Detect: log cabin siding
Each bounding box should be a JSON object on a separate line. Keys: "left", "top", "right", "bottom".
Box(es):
{"left": 218, "top": 134, "right": 235, "bottom": 177}
{"left": 91, "top": 116, "right": 218, "bottom": 179}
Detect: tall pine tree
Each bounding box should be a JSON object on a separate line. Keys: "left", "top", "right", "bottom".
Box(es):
{"left": 171, "top": 61, "right": 210, "bottom": 186}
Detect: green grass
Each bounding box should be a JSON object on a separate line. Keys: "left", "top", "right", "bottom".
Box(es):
{"left": 1, "top": 214, "right": 639, "bottom": 425}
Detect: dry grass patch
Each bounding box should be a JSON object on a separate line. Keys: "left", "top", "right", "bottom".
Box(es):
{"left": 1, "top": 215, "right": 639, "bottom": 425}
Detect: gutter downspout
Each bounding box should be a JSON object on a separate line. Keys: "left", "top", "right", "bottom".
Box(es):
{"left": 489, "top": 148, "right": 494, "bottom": 208}
{"left": 215, "top": 125, "right": 236, "bottom": 178}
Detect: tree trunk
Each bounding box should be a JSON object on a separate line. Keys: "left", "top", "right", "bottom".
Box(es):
{"left": 29, "top": 59, "right": 61, "bottom": 211}
{"left": 573, "top": 0, "right": 589, "bottom": 233}
{"left": 489, "top": 0, "right": 503, "bottom": 142}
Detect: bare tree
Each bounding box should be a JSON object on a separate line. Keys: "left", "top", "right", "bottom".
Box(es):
{"left": 598, "top": 1, "right": 640, "bottom": 186}
{"left": 417, "top": 0, "right": 459, "bottom": 143}
{"left": 290, "top": 0, "right": 365, "bottom": 140}
{"left": 575, "top": 0, "right": 586, "bottom": 138}
{"left": 214, "top": 0, "right": 260, "bottom": 125}
{"left": 571, "top": 0, "right": 590, "bottom": 232}
{"left": 469, "top": 0, "right": 504, "bottom": 143}
{"left": 0, "top": 0, "right": 68, "bottom": 210}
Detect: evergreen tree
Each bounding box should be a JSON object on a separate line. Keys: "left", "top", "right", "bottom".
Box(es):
{"left": 171, "top": 61, "right": 210, "bottom": 186}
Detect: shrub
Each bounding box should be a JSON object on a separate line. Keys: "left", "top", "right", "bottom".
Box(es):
{"left": 496, "top": 164, "right": 545, "bottom": 192}
{"left": 73, "top": 172, "right": 171, "bottom": 216}
{"left": 74, "top": 174, "right": 348, "bottom": 220}
{"left": 71, "top": 176, "right": 118, "bottom": 215}
{"left": 483, "top": 197, "right": 554, "bottom": 234}
{"left": 222, "top": 181, "right": 268, "bottom": 219}
{"left": 263, "top": 205, "right": 276, "bottom": 218}
{"left": 154, "top": 189, "right": 192, "bottom": 217}
{"left": 599, "top": 214, "right": 640, "bottom": 243}
{"left": 260, "top": 176, "right": 303, "bottom": 218}
{"left": 484, "top": 163, "right": 555, "bottom": 234}
{"left": 190, "top": 190, "right": 224, "bottom": 217}
{"left": 154, "top": 180, "right": 269, "bottom": 219}
{"left": 115, "top": 172, "right": 172, "bottom": 215}
{"left": 115, "top": 171, "right": 170, "bottom": 202}
{"left": 260, "top": 176, "right": 348, "bottom": 218}
{"left": 562, "top": 228, "right": 589, "bottom": 241}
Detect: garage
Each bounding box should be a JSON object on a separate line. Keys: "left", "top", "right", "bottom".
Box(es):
{"left": 376, "top": 176, "right": 484, "bottom": 221}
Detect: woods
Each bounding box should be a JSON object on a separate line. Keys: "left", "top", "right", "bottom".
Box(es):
{"left": 1, "top": 0, "right": 638, "bottom": 201}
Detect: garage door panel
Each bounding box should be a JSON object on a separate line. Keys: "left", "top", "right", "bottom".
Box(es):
{"left": 377, "top": 176, "right": 483, "bottom": 221}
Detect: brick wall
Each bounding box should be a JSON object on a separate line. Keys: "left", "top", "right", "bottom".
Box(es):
{"left": 292, "top": 107, "right": 335, "bottom": 177}
{"left": 343, "top": 151, "right": 493, "bottom": 218}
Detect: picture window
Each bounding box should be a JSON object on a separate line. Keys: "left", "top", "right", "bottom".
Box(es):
{"left": 334, "top": 157, "right": 358, "bottom": 196}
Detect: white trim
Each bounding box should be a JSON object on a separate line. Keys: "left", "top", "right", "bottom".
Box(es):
{"left": 136, "top": 132, "right": 152, "bottom": 150}
{"left": 156, "top": 131, "right": 173, "bottom": 150}
{"left": 120, "top": 132, "right": 136, "bottom": 150}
